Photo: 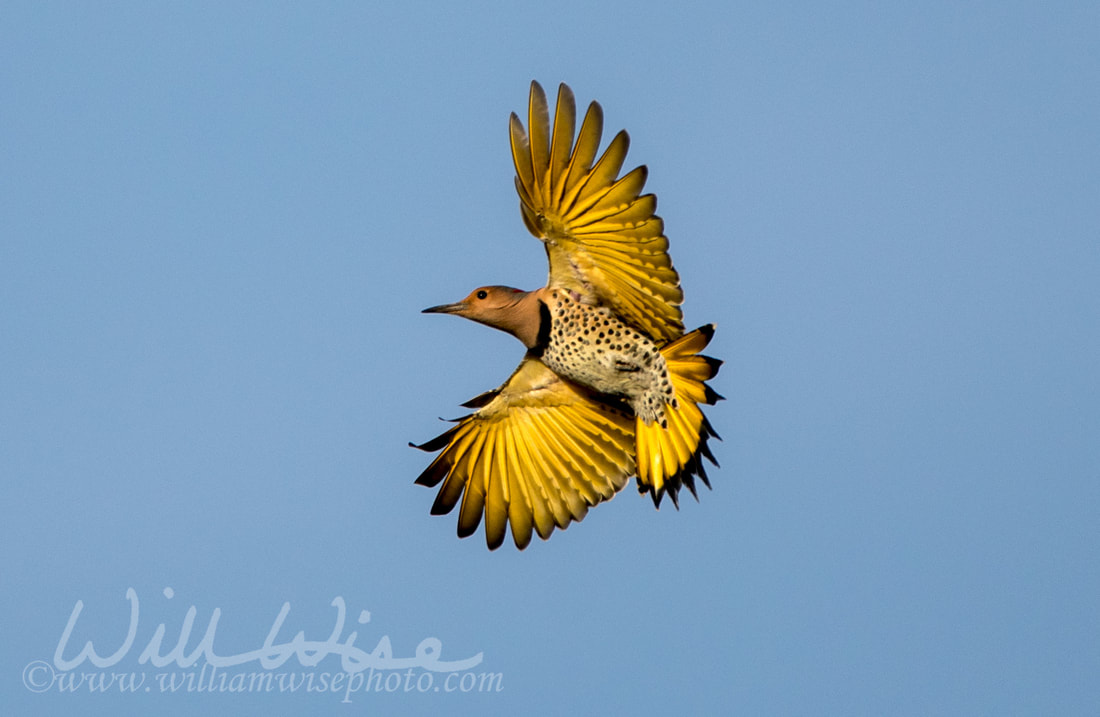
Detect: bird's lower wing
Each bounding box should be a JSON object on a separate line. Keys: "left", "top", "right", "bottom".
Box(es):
{"left": 412, "top": 357, "right": 636, "bottom": 550}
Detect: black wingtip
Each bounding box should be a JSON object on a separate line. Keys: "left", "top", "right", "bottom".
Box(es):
{"left": 410, "top": 425, "right": 459, "bottom": 453}
{"left": 648, "top": 485, "right": 664, "bottom": 509}
{"left": 614, "top": 128, "right": 630, "bottom": 151}
{"left": 460, "top": 390, "right": 499, "bottom": 409}
{"left": 684, "top": 473, "right": 701, "bottom": 501}
{"left": 555, "top": 82, "right": 574, "bottom": 104}
{"left": 694, "top": 323, "right": 716, "bottom": 344}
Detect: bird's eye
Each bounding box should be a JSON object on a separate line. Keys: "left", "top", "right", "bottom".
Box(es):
{"left": 476, "top": 290, "right": 488, "bottom": 300}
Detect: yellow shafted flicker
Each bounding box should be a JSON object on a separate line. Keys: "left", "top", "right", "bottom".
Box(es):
{"left": 413, "top": 81, "right": 722, "bottom": 550}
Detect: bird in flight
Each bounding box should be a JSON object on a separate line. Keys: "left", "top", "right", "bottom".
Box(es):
{"left": 413, "top": 81, "right": 722, "bottom": 550}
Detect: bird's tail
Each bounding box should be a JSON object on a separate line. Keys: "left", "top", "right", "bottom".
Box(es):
{"left": 634, "top": 324, "right": 723, "bottom": 507}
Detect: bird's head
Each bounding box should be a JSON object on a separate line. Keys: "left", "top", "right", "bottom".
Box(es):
{"left": 422, "top": 285, "right": 542, "bottom": 348}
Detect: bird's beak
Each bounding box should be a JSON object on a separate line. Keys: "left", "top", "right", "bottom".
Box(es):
{"left": 422, "top": 301, "right": 467, "bottom": 315}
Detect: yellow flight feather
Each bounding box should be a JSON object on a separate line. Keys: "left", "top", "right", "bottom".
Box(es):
{"left": 633, "top": 325, "right": 723, "bottom": 507}
{"left": 413, "top": 357, "right": 636, "bottom": 550}
{"left": 510, "top": 81, "right": 685, "bottom": 343}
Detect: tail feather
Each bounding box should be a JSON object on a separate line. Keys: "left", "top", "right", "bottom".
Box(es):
{"left": 634, "top": 324, "right": 722, "bottom": 507}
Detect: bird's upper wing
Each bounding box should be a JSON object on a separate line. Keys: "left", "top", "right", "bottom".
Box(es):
{"left": 510, "top": 81, "right": 685, "bottom": 343}
{"left": 412, "top": 356, "right": 636, "bottom": 550}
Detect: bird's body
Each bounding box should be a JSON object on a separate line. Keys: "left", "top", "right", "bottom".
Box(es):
{"left": 413, "top": 82, "right": 723, "bottom": 550}
{"left": 537, "top": 288, "right": 676, "bottom": 427}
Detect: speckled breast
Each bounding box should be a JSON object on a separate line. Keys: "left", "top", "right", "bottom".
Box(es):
{"left": 537, "top": 289, "right": 676, "bottom": 424}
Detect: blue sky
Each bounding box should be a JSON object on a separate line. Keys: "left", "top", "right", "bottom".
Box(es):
{"left": 2, "top": 2, "right": 1098, "bottom": 715}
